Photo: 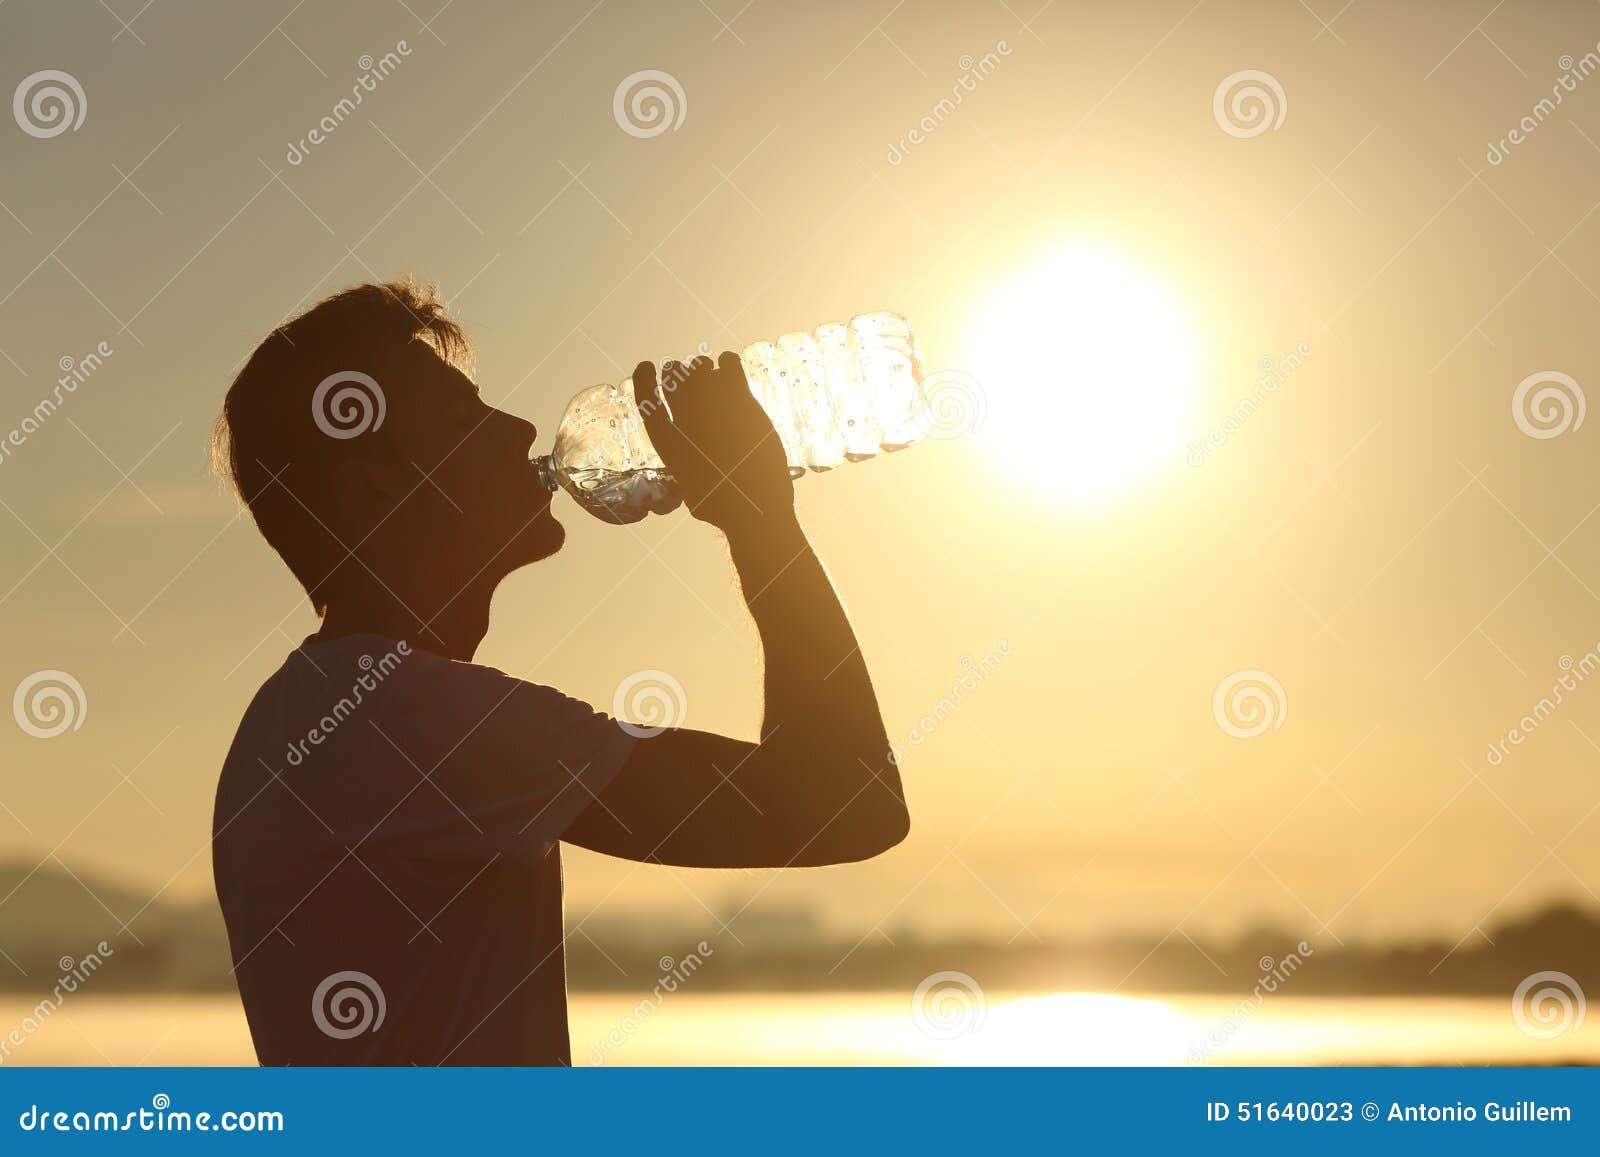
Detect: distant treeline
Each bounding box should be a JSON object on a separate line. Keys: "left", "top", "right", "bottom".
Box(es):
{"left": 1, "top": 862, "right": 1595, "bottom": 998}
{"left": 564, "top": 904, "right": 1600, "bottom": 998}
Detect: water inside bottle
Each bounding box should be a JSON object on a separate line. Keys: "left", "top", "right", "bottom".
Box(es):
{"left": 558, "top": 465, "right": 679, "bottom": 524}
{"left": 534, "top": 311, "right": 929, "bottom": 523}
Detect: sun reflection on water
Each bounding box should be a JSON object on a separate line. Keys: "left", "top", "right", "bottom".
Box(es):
{"left": 937, "top": 993, "right": 1192, "bottom": 1066}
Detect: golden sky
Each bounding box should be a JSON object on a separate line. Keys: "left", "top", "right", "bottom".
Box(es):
{"left": 3, "top": 0, "right": 1600, "bottom": 948}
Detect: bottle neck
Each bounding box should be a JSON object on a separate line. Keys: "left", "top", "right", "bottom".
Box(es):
{"left": 530, "top": 454, "right": 559, "bottom": 492}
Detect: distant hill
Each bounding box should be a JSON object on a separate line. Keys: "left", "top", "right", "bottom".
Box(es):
{"left": 567, "top": 902, "right": 1600, "bottom": 998}
{"left": 1, "top": 861, "right": 1595, "bottom": 997}
{"left": 0, "top": 862, "right": 231, "bottom": 991}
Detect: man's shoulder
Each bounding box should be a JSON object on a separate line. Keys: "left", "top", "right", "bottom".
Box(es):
{"left": 371, "top": 644, "right": 557, "bottom": 710}
{"left": 275, "top": 634, "right": 552, "bottom": 701}
{"left": 291, "top": 636, "right": 600, "bottom": 741}
{"left": 221, "top": 636, "right": 559, "bottom": 775}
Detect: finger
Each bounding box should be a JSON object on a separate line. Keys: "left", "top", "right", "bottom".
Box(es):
{"left": 649, "top": 359, "right": 686, "bottom": 422}
{"left": 633, "top": 360, "right": 677, "bottom": 460}
{"left": 663, "top": 356, "right": 709, "bottom": 429}
{"left": 716, "top": 349, "right": 748, "bottom": 386}
{"left": 632, "top": 360, "right": 663, "bottom": 426}
{"left": 632, "top": 360, "right": 658, "bottom": 408}
{"left": 716, "top": 349, "right": 773, "bottom": 446}
{"left": 716, "top": 350, "right": 752, "bottom": 407}
{"left": 658, "top": 359, "right": 686, "bottom": 411}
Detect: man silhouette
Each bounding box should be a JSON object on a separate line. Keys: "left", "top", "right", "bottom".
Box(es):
{"left": 211, "top": 281, "right": 908, "bottom": 1065}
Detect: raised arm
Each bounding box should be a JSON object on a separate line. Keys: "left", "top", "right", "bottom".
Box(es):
{"left": 562, "top": 354, "right": 908, "bottom": 867}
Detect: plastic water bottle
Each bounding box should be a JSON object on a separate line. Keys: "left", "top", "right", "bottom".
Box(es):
{"left": 532, "top": 311, "right": 929, "bottom": 523}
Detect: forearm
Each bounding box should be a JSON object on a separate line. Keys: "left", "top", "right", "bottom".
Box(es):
{"left": 610, "top": 354, "right": 909, "bottom": 862}
{"left": 724, "top": 516, "right": 904, "bottom": 825}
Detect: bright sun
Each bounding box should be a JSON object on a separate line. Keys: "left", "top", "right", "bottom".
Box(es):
{"left": 965, "top": 242, "right": 1198, "bottom": 507}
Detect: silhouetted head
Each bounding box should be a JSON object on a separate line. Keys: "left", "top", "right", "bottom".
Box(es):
{"left": 214, "top": 280, "right": 562, "bottom": 619}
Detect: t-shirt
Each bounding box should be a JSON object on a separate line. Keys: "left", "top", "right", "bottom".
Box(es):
{"left": 211, "top": 633, "right": 634, "bottom": 1065}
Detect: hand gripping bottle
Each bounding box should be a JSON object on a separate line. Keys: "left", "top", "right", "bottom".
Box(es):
{"left": 532, "top": 312, "right": 930, "bottom": 523}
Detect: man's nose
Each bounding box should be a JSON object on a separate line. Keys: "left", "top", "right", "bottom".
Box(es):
{"left": 496, "top": 410, "right": 538, "bottom": 448}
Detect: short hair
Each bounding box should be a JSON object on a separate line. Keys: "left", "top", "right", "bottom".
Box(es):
{"left": 212, "top": 279, "right": 472, "bottom": 615}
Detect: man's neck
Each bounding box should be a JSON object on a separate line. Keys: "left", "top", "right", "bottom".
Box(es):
{"left": 317, "top": 575, "right": 496, "bottom": 662}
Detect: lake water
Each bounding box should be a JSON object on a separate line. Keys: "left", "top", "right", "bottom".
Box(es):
{"left": 0, "top": 992, "right": 1592, "bottom": 1066}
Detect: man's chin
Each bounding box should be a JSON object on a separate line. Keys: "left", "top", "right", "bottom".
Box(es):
{"left": 489, "top": 504, "right": 565, "bottom": 571}
{"left": 521, "top": 514, "right": 565, "bottom": 562}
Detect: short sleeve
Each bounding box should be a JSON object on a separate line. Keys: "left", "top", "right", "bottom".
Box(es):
{"left": 369, "top": 655, "right": 636, "bottom": 862}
